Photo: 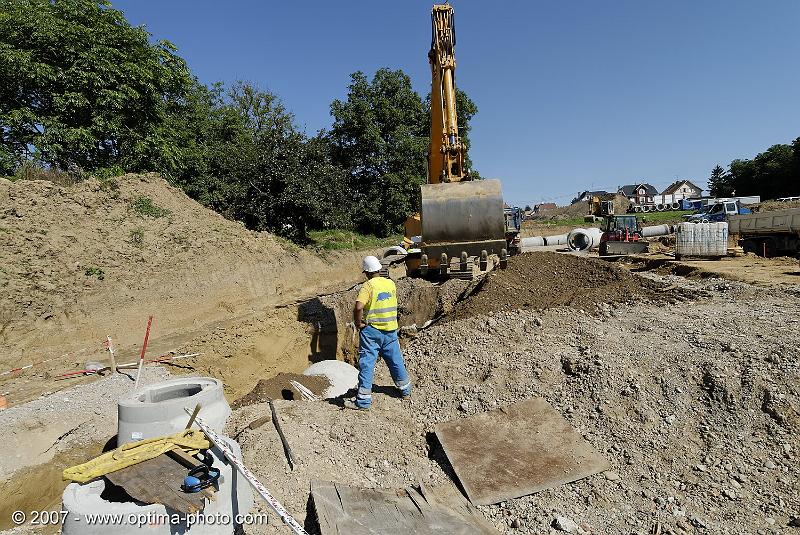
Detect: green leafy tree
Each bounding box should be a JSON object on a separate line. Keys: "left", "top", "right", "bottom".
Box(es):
{"left": 329, "top": 69, "right": 429, "bottom": 236}
{"left": 0, "top": 0, "right": 193, "bottom": 174}
{"left": 329, "top": 68, "right": 481, "bottom": 236}
{"left": 727, "top": 143, "right": 794, "bottom": 200}
{"left": 165, "top": 81, "right": 349, "bottom": 240}
{"left": 708, "top": 164, "right": 734, "bottom": 197}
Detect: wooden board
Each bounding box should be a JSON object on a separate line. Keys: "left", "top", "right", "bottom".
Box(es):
{"left": 434, "top": 397, "right": 610, "bottom": 506}
{"left": 105, "top": 453, "right": 215, "bottom": 514}
{"left": 311, "top": 480, "right": 500, "bottom": 535}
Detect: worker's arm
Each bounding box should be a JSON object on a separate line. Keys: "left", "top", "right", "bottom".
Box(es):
{"left": 354, "top": 282, "right": 371, "bottom": 329}
{"left": 353, "top": 301, "right": 365, "bottom": 329}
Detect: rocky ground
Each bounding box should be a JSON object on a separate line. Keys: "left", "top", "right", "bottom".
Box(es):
{"left": 2, "top": 220, "right": 798, "bottom": 535}
{"left": 228, "top": 254, "right": 799, "bottom": 535}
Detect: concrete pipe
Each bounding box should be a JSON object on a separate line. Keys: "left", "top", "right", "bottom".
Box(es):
{"left": 62, "top": 435, "right": 253, "bottom": 535}
{"left": 656, "top": 204, "right": 665, "bottom": 211}
{"left": 641, "top": 205, "right": 650, "bottom": 213}
{"left": 671, "top": 202, "right": 680, "bottom": 210}
{"left": 567, "top": 227, "right": 603, "bottom": 251}
{"left": 117, "top": 377, "right": 230, "bottom": 446}
{"left": 304, "top": 360, "right": 359, "bottom": 399}
{"left": 641, "top": 224, "right": 675, "bottom": 238}
{"left": 520, "top": 236, "right": 545, "bottom": 247}
{"left": 634, "top": 205, "right": 642, "bottom": 213}
{"left": 544, "top": 233, "right": 568, "bottom": 246}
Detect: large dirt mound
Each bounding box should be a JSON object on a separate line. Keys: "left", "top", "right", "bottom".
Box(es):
{"left": 1, "top": 174, "right": 280, "bottom": 328}
{"left": 0, "top": 174, "right": 363, "bottom": 394}
{"left": 451, "top": 252, "right": 669, "bottom": 319}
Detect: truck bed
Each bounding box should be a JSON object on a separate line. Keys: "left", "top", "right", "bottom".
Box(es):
{"left": 728, "top": 207, "right": 800, "bottom": 235}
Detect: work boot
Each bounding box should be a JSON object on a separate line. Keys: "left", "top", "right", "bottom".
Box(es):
{"left": 343, "top": 399, "right": 369, "bottom": 411}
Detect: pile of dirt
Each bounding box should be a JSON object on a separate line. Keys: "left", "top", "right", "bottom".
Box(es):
{"left": 230, "top": 272, "right": 800, "bottom": 535}
{"left": 450, "top": 252, "right": 672, "bottom": 320}
{"left": 232, "top": 372, "right": 330, "bottom": 408}
{"left": 754, "top": 199, "right": 800, "bottom": 212}
{"left": 0, "top": 173, "right": 366, "bottom": 404}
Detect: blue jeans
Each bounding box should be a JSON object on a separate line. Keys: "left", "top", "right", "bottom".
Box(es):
{"left": 356, "top": 326, "right": 411, "bottom": 408}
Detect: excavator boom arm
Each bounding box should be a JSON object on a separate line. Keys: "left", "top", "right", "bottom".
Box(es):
{"left": 428, "top": 4, "right": 465, "bottom": 184}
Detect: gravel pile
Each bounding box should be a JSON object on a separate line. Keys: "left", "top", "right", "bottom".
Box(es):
{"left": 231, "top": 271, "right": 799, "bottom": 534}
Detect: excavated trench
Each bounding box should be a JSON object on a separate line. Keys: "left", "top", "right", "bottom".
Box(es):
{"left": 0, "top": 253, "right": 676, "bottom": 524}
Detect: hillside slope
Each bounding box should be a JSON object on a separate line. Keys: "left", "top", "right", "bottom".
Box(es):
{"left": 0, "top": 174, "right": 363, "bottom": 371}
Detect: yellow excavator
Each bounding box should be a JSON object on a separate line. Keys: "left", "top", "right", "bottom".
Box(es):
{"left": 395, "top": 4, "right": 514, "bottom": 279}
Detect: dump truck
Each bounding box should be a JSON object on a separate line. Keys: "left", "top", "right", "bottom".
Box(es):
{"left": 400, "top": 4, "right": 513, "bottom": 279}
{"left": 728, "top": 207, "right": 800, "bottom": 257}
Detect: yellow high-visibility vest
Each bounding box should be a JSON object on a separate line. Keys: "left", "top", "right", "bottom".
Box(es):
{"left": 360, "top": 277, "right": 399, "bottom": 331}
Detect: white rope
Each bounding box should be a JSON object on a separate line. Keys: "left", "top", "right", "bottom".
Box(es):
{"left": 185, "top": 409, "right": 309, "bottom": 535}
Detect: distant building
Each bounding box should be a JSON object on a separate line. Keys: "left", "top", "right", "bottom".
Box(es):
{"left": 661, "top": 179, "right": 703, "bottom": 200}
{"left": 618, "top": 183, "right": 658, "bottom": 204}
{"left": 533, "top": 203, "right": 557, "bottom": 214}
{"left": 573, "top": 190, "right": 609, "bottom": 204}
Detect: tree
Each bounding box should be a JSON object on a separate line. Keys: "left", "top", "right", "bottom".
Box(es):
{"left": 329, "top": 69, "right": 429, "bottom": 236}
{"left": 164, "top": 81, "right": 350, "bottom": 241}
{"left": 708, "top": 164, "right": 734, "bottom": 197}
{"left": 727, "top": 143, "right": 794, "bottom": 200}
{"left": 329, "top": 68, "right": 481, "bottom": 236}
{"left": 0, "top": 0, "right": 192, "bottom": 174}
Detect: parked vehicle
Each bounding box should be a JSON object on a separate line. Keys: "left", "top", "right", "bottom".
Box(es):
{"left": 728, "top": 207, "right": 800, "bottom": 257}
{"left": 504, "top": 206, "right": 522, "bottom": 255}
{"left": 684, "top": 200, "right": 752, "bottom": 222}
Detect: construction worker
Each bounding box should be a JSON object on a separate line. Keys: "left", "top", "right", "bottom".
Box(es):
{"left": 344, "top": 256, "right": 412, "bottom": 410}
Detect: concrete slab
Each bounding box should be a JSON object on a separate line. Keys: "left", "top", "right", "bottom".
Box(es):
{"left": 311, "top": 480, "right": 500, "bottom": 535}
{"left": 435, "top": 398, "right": 610, "bottom": 505}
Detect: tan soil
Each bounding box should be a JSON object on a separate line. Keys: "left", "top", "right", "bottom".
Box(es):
{"left": 232, "top": 372, "right": 331, "bottom": 407}
{"left": 637, "top": 255, "right": 800, "bottom": 289}
{"left": 449, "top": 252, "right": 680, "bottom": 320}
{"left": 3, "top": 174, "right": 800, "bottom": 535}
{"left": 0, "top": 174, "right": 367, "bottom": 405}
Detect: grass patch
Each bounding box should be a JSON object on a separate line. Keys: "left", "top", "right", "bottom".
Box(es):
{"left": 307, "top": 230, "right": 401, "bottom": 251}
{"left": 84, "top": 266, "right": 105, "bottom": 280}
{"left": 12, "top": 162, "right": 85, "bottom": 186}
{"left": 639, "top": 210, "right": 694, "bottom": 224}
{"left": 99, "top": 178, "right": 120, "bottom": 198}
{"left": 130, "top": 196, "right": 170, "bottom": 218}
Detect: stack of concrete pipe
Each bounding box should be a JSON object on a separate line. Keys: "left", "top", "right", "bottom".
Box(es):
{"left": 62, "top": 377, "right": 253, "bottom": 535}
{"left": 522, "top": 224, "right": 675, "bottom": 252}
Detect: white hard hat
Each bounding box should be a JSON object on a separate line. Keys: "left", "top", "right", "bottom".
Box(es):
{"left": 362, "top": 256, "right": 382, "bottom": 273}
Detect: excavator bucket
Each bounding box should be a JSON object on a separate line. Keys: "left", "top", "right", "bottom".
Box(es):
{"left": 420, "top": 179, "right": 507, "bottom": 261}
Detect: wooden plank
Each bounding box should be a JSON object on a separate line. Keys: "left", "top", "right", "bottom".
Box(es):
{"left": 434, "top": 397, "right": 611, "bottom": 506}
{"left": 311, "top": 480, "right": 500, "bottom": 535}
{"left": 105, "top": 453, "right": 215, "bottom": 514}
{"left": 167, "top": 447, "right": 202, "bottom": 469}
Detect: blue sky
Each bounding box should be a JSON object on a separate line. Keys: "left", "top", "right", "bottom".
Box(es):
{"left": 112, "top": 1, "right": 800, "bottom": 207}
